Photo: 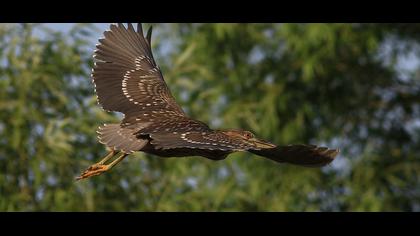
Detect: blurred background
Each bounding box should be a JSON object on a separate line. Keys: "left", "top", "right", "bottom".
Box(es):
{"left": 0, "top": 23, "right": 419, "bottom": 211}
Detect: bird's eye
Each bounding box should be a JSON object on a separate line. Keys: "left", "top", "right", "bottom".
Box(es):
{"left": 244, "top": 132, "right": 253, "bottom": 139}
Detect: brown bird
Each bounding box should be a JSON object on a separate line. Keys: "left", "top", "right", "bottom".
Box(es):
{"left": 76, "top": 23, "right": 339, "bottom": 180}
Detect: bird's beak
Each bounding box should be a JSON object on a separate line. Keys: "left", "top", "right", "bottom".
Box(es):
{"left": 251, "top": 138, "right": 277, "bottom": 149}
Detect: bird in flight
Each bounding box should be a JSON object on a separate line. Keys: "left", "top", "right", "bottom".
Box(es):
{"left": 76, "top": 23, "right": 339, "bottom": 180}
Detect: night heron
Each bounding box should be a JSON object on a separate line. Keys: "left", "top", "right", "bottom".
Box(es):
{"left": 76, "top": 23, "right": 339, "bottom": 180}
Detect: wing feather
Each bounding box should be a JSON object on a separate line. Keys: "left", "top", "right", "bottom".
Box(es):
{"left": 248, "top": 144, "right": 339, "bottom": 167}
{"left": 92, "top": 23, "right": 185, "bottom": 119}
{"left": 149, "top": 131, "right": 257, "bottom": 151}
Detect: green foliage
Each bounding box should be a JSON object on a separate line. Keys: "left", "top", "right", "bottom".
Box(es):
{"left": 1, "top": 23, "right": 419, "bottom": 211}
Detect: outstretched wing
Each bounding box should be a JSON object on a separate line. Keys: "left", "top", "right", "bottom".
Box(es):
{"left": 248, "top": 144, "right": 339, "bottom": 167}
{"left": 92, "top": 23, "right": 185, "bottom": 120}
{"left": 149, "top": 131, "right": 258, "bottom": 151}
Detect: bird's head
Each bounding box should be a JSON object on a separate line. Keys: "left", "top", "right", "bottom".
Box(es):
{"left": 221, "top": 129, "right": 276, "bottom": 149}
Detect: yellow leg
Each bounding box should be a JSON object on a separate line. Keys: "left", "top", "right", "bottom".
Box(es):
{"left": 98, "top": 150, "right": 117, "bottom": 165}
{"left": 106, "top": 153, "right": 128, "bottom": 170}
{"left": 76, "top": 152, "right": 128, "bottom": 181}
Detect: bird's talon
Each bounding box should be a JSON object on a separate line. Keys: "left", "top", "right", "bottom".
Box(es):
{"left": 76, "top": 164, "right": 109, "bottom": 180}
{"left": 87, "top": 164, "right": 102, "bottom": 171}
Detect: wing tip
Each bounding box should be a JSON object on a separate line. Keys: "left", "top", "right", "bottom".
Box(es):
{"left": 248, "top": 143, "right": 340, "bottom": 168}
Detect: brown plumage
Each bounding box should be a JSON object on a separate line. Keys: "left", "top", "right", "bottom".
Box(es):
{"left": 76, "top": 23, "right": 339, "bottom": 180}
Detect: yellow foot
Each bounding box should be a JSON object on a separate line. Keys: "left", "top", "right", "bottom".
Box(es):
{"left": 76, "top": 164, "right": 109, "bottom": 180}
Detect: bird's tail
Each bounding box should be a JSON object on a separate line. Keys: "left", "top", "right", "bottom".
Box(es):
{"left": 97, "top": 124, "right": 148, "bottom": 154}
